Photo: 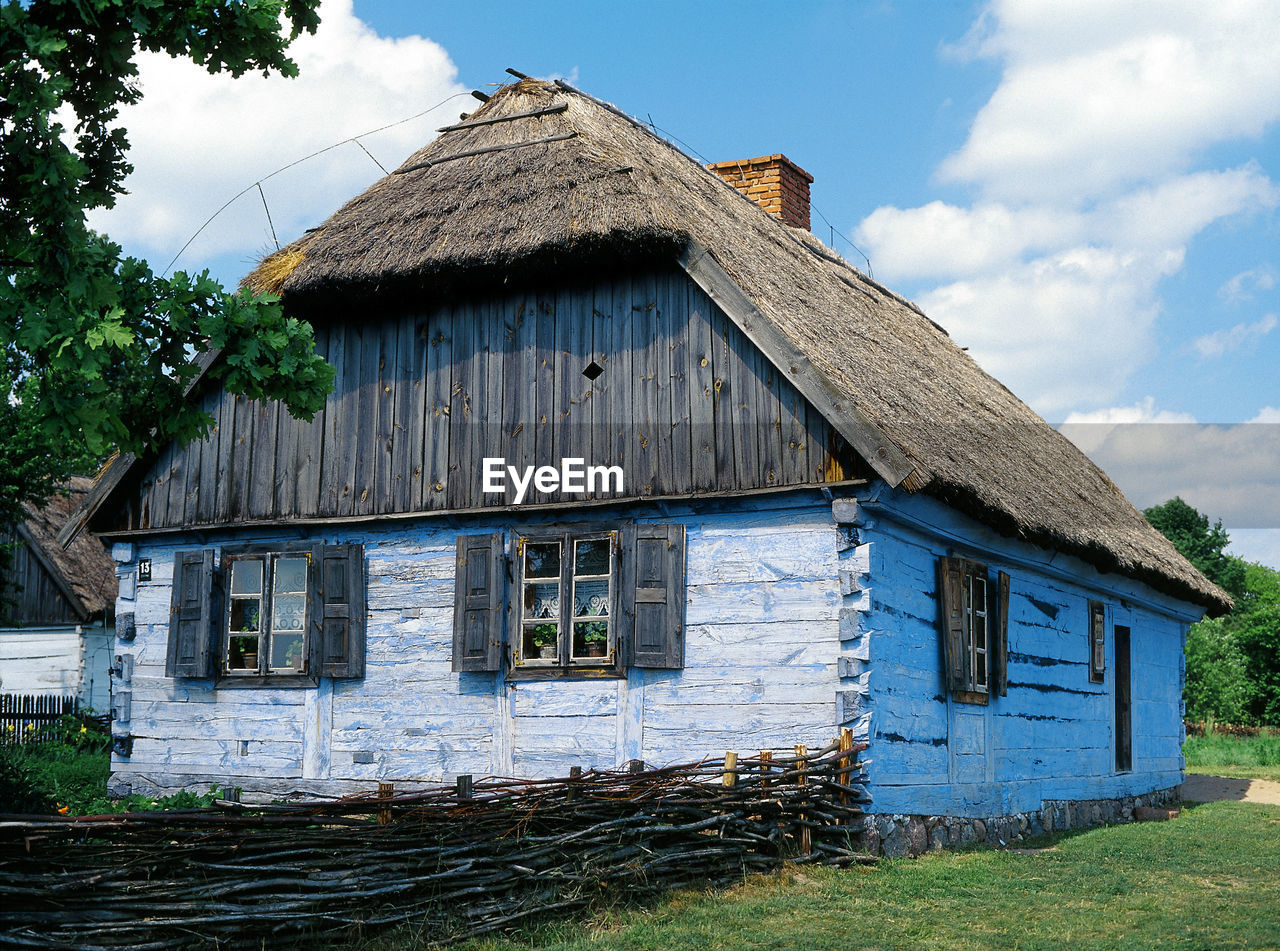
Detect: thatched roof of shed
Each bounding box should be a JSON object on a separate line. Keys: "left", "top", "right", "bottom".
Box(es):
{"left": 242, "top": 78, "right": 1226, "bottom": 613}
{"left": 12, "top": 477, "right": 116, "bottom": 620}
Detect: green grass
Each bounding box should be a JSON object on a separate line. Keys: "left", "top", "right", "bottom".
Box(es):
{"left": 373, "top": 802, "right": 1277, "bottom": 951}
{"left": 1184, "top": 730, "right": 1280, "bottom": 780}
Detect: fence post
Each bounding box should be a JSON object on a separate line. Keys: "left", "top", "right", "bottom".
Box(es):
{"left": 837, "top": 727, "right": 853, "bottom": 825}
{"left": 759, "top": 749, "right": 772, "bottom": 789}
{"left": 795, "top": 743, "right": 810, "bottom": 857}
{"left": 456, "top": 774, "right": 473, "bottom": 800}
{"left": 722, "top": 751, "right": 738, "bottom": 788}
{"left": 567, "top": 765, "right": 581, "bottom": 802}
{"left": 377, "top": 782, "right": 395, "bottom": 825}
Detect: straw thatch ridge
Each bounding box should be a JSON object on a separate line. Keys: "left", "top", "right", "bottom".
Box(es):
{"left": 242, "top": 78, "right": 1227, "bottom": 613}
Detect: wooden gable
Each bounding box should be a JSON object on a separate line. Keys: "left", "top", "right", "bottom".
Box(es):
{"left": 95, "top": 265, "right": 869, "bottom": 535}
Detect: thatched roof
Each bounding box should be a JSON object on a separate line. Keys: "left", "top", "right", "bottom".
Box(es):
{"left": 12, "top": 477, "right": 116, "bottom": 620}
{"left": 242, "top": 78, "right": 1226, "bottom": 613}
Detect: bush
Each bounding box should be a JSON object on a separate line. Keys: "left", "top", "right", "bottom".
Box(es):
{"left": 0, "top": 746, "right": 58, "bottom": 813}
{"left": 1184, "top": 617, "right": 1250, "bottom": 724}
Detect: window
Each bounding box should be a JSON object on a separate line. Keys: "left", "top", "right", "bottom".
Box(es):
{"left": 166, "top": 544, "right": 365, "bottom": 682}
{"left": 452, "top": 524, "right": 685, "bottom": 675}
{"left": 937, "top": 556, "right": 1009, "bottom": 704}
{"left": 225, "top": 553, "right": 310, "bottom": 675}
{"left": 1088, "top": 600, "right": 1106, "bottom": 683}
{"left": 517, "top": 531, "right": 618, "bottom": 668}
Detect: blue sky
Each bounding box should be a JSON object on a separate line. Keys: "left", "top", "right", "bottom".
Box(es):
{"left": 90, "top": 0, "right": 1280, "bottom": 564}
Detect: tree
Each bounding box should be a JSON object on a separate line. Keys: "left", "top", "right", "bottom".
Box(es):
{"left": 0, "top": 0, "right": 334, "bottom": 538}
{"left": 1143, "top": 497, "right": 1247, "bottom": 598}
{"left": 1146, "top": 498, "right": 1280, "bottom": 725}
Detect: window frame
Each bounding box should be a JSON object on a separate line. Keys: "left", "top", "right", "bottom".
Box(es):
{"left": 223, "top": 550, "right": 313, "bottom": 679}
{"left": 938, "top": 555, "right": 1008, "bottom": 705}
{"left": 1088, "top": 600, "right": 1106, "bottom": 683}
{"left": 510, "top": 528, "right": 623, "bottom": 678}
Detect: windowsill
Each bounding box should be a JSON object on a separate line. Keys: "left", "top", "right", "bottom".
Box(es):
{"left": 952, "top": 689, "right": 989, "bottom": 706}
{"left": 215, "top": 673, "right": 320, "bottom": 689}
{"left": 507, "top": 665, "right": 625, "bottom": 682}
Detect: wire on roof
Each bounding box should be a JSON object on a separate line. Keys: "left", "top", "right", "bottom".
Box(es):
{"left": 256, "top": 183, "right": 278, "bottom": 251}
{"left": 161, "top": 89, "right": 474, "bottom": 277}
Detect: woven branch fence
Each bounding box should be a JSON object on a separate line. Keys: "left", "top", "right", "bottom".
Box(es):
{"left": 0, "top": 734, "right": 869, "bottom": 950}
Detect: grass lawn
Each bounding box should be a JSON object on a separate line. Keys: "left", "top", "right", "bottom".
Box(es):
{"left": 413, "top": 801, "right": 1279, "bottom": 951}
{"left": 1184, "top": 731, "right": 1280, "bottom": 781}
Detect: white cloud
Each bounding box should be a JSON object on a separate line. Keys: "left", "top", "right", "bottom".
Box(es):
{"left": 1191, "top": 314, "right": 1278, "bottom": 359}
{"left": 88, "top": 0, "right": 467, "bottom": 277}
{"left": 854, "top": 2, "right": 1280, "bottom": 417}
{"left": 1226, "top": 528, "right": 1280, "bottom": 570}
{"left": 919, "top": 247, "right": 1181, "bottom": 415}
{"left": 1250, "top": 406, "right": 1280, "bottom": 424}
{"left": 1219, "top": 266, "right": 1277, "bottom": 303}
{"left": 1058, "top": 415, "right": 1280, "bottom": 528}
{"left": 938, "top": 0, "right": 1280, "bottom": 204}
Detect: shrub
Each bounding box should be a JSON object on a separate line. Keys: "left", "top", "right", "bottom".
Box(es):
{"left": 1184, "top": 617, "right": 1250, "bottom": 724}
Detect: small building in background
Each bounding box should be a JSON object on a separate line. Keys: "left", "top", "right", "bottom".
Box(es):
{"left": 1, "top": 477, "right": 117, "bottom": 712}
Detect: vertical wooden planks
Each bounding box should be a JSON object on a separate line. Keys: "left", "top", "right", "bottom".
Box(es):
{"left": 195, "top": 388, "right": 223, "bottom": 525}
{"left": 374, "top": 315, "right": 399, "bottom": 514}
{"left": 709, "top": 301, "right": 741, "bottom": 492}
{"left": 777, "top": 368, "right": 810, "bottom": 487}
{"left": 447, "top": 299, "right": 482, "bottom": 511}
{"left": 392, "top": 313, "right": 426, "bottom": 513}
{"left": 630, "top": 274, "right": 660, "bottom": 497}
{"left": 687, "top": 284, "right": 717, "bottom": 494}
{"left": 351, "top": 322, "right": 382, "bottom": 517}
{"left": 228, "top": 393, "right": 256, "bottom": 522}
{"left": 483, "top": 294, "right": 506, "bottom": 507}
{"left": 319, "top": 324, "right": 352, "bottom": 517}
{"left": 589, "top": 284, "right": 614, "bottom": 498}
{"left": 423, "top": 309, "right": 452, "bottom": 510}
{"left": 608, "top": 276, "right": 633, "bottom": 487}
{"left": 533, "top": 292, "right": 557, "bottom": 487}
{"left": 658, "top": 272, "right": 689, "bottom": 496}
{"left": 247, "top": 399, "right": 278, "bottom": 519}
{"left": 501, "top": 295, "right": 536, "bottom": 500}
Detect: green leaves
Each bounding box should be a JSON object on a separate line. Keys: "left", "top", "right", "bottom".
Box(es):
{"left": 0, "top": 0, "right": 327, "bottom": 537}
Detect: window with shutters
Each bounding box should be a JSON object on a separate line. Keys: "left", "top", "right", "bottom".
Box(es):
{"left": 167, "top": 543, "right": 365, "bottom": 684}
{"left": 452, "top": 524, "right": 685, "bottom": 676}
{"left": 937, "top": 556, "right": 1009, "bottom": 705}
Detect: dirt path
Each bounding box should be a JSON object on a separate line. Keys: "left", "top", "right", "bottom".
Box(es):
{"left": 1179, "top": 773, "right": 1280, "bottom": 805}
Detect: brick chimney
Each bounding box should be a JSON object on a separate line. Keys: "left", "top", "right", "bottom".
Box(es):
{"left": 706, "top": 154, "right": 814, "bottom": 230}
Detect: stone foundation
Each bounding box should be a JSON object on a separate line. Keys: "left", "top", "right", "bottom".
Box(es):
{"left": 863, "top": 786, "right": 1181, "bottom": 858}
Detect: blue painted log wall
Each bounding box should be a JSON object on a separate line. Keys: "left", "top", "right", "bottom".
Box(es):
{"left": 845, "top": 485, "right": 1200, "bottom": 816}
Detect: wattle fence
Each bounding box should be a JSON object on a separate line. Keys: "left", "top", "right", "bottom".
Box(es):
{"left": 0, "top": 734, "right": 869, "bottom": 950}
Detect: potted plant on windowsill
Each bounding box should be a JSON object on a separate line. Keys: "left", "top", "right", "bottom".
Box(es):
{"left": 230, "top": 635, "right": 258, "bottom": 671}
{"left": 581, "top": 622, "right": 608, "bottom": 658}
{"left": 528, "top": 623, "right": 557, "bottom": 660}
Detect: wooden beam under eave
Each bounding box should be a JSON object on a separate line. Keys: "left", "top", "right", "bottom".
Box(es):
{"left": 676, "top": 242, "right": 919, "bottom": 490}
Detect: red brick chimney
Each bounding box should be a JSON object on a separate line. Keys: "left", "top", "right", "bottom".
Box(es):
{"left": 706, "top": 154, "right": 814, "bottom": 230}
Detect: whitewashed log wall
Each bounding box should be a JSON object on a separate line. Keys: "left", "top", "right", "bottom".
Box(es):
{"left": 109, "top": 494, "right": 842, "bottom": 798}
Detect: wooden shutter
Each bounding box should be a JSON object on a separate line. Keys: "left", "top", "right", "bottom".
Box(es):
{"left": 166, "top": 549, "right": 215, "bottom": 678}
{"left": 312, "top": 544, "right": 366, "bottom": 678}
{"left": 937, "top": 556, "right": 967, "bottom": 693}
{"left": 1089, "top": 600, "right": 1106, "bottom": 683}
{"left": 995, "top": 570, "right": 1010, "bottom": 697}
{"left": 624, "top": 524, "right": 686, "bottom": 669}
{"left": 452, "top": 533, "right": 506, "bottom": 672}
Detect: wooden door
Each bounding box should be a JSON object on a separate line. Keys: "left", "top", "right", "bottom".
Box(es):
{"left": 1115, "top": 625, "right": 1132, "bottom": 772}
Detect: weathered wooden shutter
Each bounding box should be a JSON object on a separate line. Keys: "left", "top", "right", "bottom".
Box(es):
{"left": 166, "top": 549, "right": 215, "bottom": 678}
{"left": 995, "top": 570, "right": 1010, "bottom": 697}
{"left": 624, "top": 524, "right": 686, "bottom": 669}
{"left": 937, "top": 556, "right": 967, "bottom": 693}
{"left": 309, "top": 544, "right": 366, "bottom": 678}
{"left": 1089, "top": 600, "right": 1106, "bottom": 683}
{"left": 452, "top": 533, "right": 506, "bottom": 672}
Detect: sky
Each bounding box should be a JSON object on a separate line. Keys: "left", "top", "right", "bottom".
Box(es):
{"left": 86, "top": 0, "right": 1280, "bottom": 567}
